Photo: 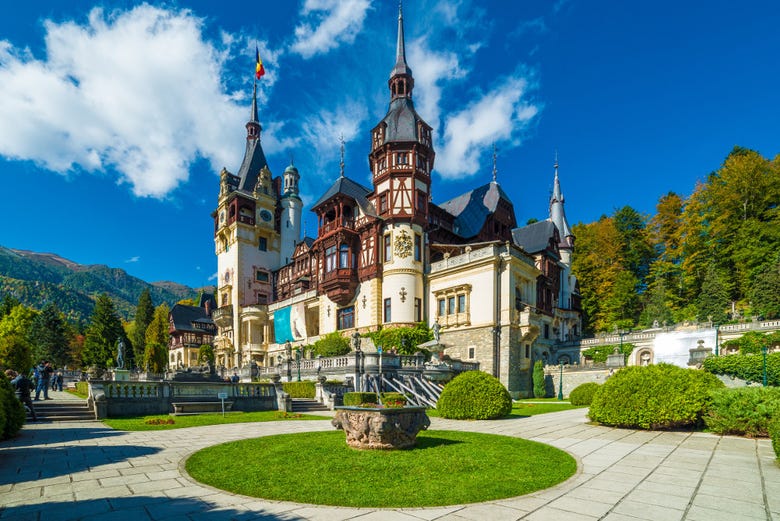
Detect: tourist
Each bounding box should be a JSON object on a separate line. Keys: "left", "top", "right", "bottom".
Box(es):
{"left": 230, "top": 373, "right": 239, "bottom": 384}
{"left": 6, "top": 370, "right": 37, "bottom": 421}
{"left": 56, "top": 370, "right": 64, "bottom": 391}
{"left": 34, "top": 361, "right": 54, "bottom": 400}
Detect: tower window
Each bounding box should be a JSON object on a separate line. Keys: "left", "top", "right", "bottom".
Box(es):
{"left": 256, "top": 270, "right": 269, "bottom": 283}
{"left": 414, "top": 234, "right": 421, "bottom": 261}
{"left": 384, "top": 298, "right": 392, "bottom": 323}
{"left": 384, "top": 234, "right": 392, "bottom": 262}
{"left": 258, "top": 237, "right": 267, "bottom": 251}
{"left": 414, "top": 298, "right": 421, "bottom": 322}
{"left": 416, "top": 191, "right": 426, "bottom": 212}
{"left": 397, "top": 153, "right": 408, "bottom": 165}
{"left": 379, "top": 193, "right": 388, "bottom": 213}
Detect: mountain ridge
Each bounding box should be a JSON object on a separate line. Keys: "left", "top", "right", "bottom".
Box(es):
{"left": 0, "top": 245, "right": 206, "bottom": 323}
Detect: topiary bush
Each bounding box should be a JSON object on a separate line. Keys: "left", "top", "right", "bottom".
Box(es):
{"left": 569, "top": 382, "right": 600, "bottom": 406}
{"left": 704, "top": 387, "right": 780, "bottom": 437}
{"left": 437, "top": 371, "right": 512, "bottom": 420}
{"left": 282, "top": 381, "right": 316, "bottom": 398}
{"left": 589, "top": 364, "right": 725, "bottom": 430}
{"left": 343, "top": 392, "right": 378, "bottom": 406}
{"left": 0, "top": 373, "right": 25, "bottom": 439}
{"left": 769, "top": 414, "right": 780, "bottom": 461}
{"left": 533, "top": 361, "right": 546, "bottom": 398}
{"left": 380, "top": 392, "right": 408, "bottom": 407}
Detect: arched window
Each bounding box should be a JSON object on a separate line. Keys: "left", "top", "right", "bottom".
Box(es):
{"left": 339, "top": 244, "right": 349, "bottom": 269}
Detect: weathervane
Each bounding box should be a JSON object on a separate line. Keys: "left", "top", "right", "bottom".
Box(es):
{"left": 492, "top": 143, "right": 498, "bottom": 183}
{"left": 339, "top": 134, "right": 345, "bottom": 178}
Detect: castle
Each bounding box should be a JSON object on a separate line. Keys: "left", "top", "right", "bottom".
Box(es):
{"left": 207, "top": 8, "right": 581, "bottom": 396}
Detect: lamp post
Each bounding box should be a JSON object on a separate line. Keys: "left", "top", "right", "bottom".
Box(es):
{"left": 715, "top": 323, "right": 720, "bottom": 356}
{"left": 762, "top": 345, "right": 768, "bottom": 387}
{"left": 295, "top": 347, "right": 301, "bottom": 382}
{"left": 558, "top": 361, "right": 564, "bottom": 401}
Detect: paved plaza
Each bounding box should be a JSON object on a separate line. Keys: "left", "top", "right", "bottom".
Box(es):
{"left": 1, "top": 393, "right": 779, "bottom": 520}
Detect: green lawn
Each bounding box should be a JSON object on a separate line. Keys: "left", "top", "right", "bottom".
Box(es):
{"left": 510, "top": 400, "right": 585, "bottom": 417}
{"left": 186, "top": 430, "right": 576, "bottom": 507}
{"left": 103, "top": 410, "right": 330, "bottom": 430}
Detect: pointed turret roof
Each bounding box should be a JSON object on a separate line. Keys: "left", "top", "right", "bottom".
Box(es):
{"left": 549, "top": 156, "right": 574, "bottom": 248}
{"left": 236, "top": 83, "right": 269, "bottom": 192}
{"left": 390, "top": 3, "right": 412, "bottom": 79}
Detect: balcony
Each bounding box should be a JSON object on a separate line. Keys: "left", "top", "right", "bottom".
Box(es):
{"left": 241, "top": 304, "right": 268, "bottom": 321}
{"left": 512, "top": 308, "right": 539, "bottom": 342}
{"left": 321, "top": 268, "right": 358, "bottom": 305}
{"left": 213, "top": 305, "right": 233, "bottom": 328}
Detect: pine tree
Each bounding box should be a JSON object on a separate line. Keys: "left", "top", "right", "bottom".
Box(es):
{"left": 131, "top": 289, "right": 154, "bottom": 365}
{"left": 750, "top": 260, "right": 780, "bottom": 319}
{"left": 144, "top": 303, "right": 170, "bottom": 373}
{"left": 696, "top": 264, "right": 731, "bottom": 323}
{"left": 82, "top": 294, "right": 124, "bottom": 369}
{"left": 29, "top": 302, "right": 72, "bottom": 367}
{"left": 533, "top": 360, "right": 546, "bottom": 398}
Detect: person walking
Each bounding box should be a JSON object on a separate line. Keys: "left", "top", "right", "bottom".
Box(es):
{"left": 6, "top": 370, "right": 37, "bottom": 421}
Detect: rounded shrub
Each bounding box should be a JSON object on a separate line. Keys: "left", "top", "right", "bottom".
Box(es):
{"left": 704, "top": 387, "right": 780, "bottom": 437}
{"left": 569, "top": 382, "right": 600, "bottom": 406}
{"left": 588, "top": 364, "right": 725, "bottom": 430}
{"left": 0, "top": 373, "right": 25, "bottom": 440}
{"left": 437, "top": 371, "right": 512, "bottom": 420}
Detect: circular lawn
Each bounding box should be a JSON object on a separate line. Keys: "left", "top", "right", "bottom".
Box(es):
{"left": 185, "top": 429, "right": 576, "bottom": 508}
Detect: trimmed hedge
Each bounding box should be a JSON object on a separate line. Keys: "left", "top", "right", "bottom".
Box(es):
{"left": 75, "top": 381, "right": 90, "bottom": 397}
{"left": 282, "top": 381, "right": 316, "bottom": 399}
{"left": 0, "top": 373, "right": 25, "bottom": 439}
{"left": 343, "top": 392, "right": 378, "bottom": 406}
{"left": 569, "top": 382, "right": 600, "bottom": 406}
{"left": 704, "top": 387, "right": 780, "bottom": 437}
{"left": 532, "top": 361, "right": 546, "bottom": 398}
{"left": 703, "top": 352, "right": 780, "bottom": 386}
{"left": 437, "top": 371, "right": 512, "bottom": 420}
{"left": 589, "top": 364, "right": 725, "bottom": 429}
{"left": 380, "top": 392, "right": 407, "bottom": 406}
{"left": 769, "top": 415, "right": 780, "bottom": 461}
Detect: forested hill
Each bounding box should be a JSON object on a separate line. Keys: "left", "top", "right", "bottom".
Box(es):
{"left": 0, "top": 246, "right": 200, "bottom": 323}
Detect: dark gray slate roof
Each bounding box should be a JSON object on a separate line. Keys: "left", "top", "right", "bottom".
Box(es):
{"left": 311, "top": 176, "right": 376, "bottom": 216}
{"left": 381, "top": 97, "right": 425, "bottom": 143}
{"left": 170, "top": 304, "right": 214, "bottom": 333}
{"left": 198, "top": 293, "right": 216, "bottom": 310}
{"left": 511, "top": 220, "right": 559, "bottom": 255}
{"left": 235, "top": 138, "right": 269, "bottom": 192}
{"left": 438, "top": 182, "right": 514, "bottom": 239}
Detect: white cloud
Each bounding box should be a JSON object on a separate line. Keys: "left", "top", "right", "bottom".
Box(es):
{"left": 0, "top": 5, "right": 272, "bottom": 198}
{"left": 125, "top": 256, "right": 140, "bottom": 263}
{"left": 436, "top": 75, "right": 539, "bottom": 179}
{"left": 408, "top": 37, "right": 465, "bottom": 130}
{"left": 208, "top": 272, "right": 218, "bottom": 281}
{"left": 291, "top": 0, "right": 371, "bottom": 59}
{"left": 299, "top": 102, "right": 367, "bottom": 176}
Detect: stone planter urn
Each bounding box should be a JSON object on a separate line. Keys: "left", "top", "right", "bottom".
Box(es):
{"left": 332, "top": 406, "right": 430, "bottom": 450}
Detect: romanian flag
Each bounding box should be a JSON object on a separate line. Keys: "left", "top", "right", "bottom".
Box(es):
{"left": 255, "top": 46, "right": 265, "bottom": 79}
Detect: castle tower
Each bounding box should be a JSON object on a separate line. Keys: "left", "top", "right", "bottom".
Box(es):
{"left": 548, "top": 155, "right": 576, "bottom": 310}
{"left": 280, "top": 161, "right": 302, "bottom": 265}
{"left": 369, "top": 4, "right": 433, "bottom": 326}
{"left": 212, "top": 83, "right": 281, "bottom": 367}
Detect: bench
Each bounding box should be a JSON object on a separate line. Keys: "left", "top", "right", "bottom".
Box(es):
{"left": 171, "top": 401, "right": 233, "bottom": 415}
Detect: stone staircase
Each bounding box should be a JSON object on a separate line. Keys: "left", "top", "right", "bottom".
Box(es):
{"left": 32, "top": 397, "right": 94, "bottom": 422}
{"left": 291, "top": 398, "right": 331, "bottom": 414}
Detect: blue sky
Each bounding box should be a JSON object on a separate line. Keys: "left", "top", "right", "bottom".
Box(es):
{"left": 0, "top": 1, "right": 778, "bottom": 289}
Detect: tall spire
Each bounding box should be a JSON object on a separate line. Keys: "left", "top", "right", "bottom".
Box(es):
{"left": 549, "top": 152, "right": 574, "bottom": 248}
{"left": 250, "top": 82, "right": 259, "bottom": 124}
{"left": 389, "top": 1, "right": 414, "bottom": 99}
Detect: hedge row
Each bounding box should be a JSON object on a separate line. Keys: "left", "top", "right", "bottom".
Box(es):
{"left": 282, "top": 381, "right": 316, "bottom": 398}
{"left": 703, "top": 352, "right": 780, "bottom": 386}
{"left": 342, "top": 392, "right": 408, "bottom": 407}
{"left": 704, "top": 387, "right": 780, "bottom": 437}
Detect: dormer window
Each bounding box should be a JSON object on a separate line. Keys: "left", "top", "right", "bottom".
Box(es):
{"left": 397, "top": 152, "right": 408, "bottom": 165}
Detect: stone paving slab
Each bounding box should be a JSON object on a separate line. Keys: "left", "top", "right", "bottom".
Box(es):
{"left": 1, "top": 408, "right": 779, "bottom": 520}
